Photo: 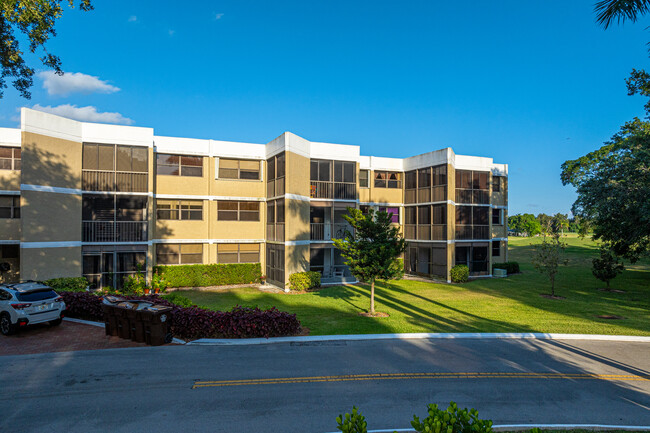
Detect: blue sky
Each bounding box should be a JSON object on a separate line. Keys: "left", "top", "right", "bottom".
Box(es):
{"left": 1, "top": 0, "right": 648, "bottom": 215}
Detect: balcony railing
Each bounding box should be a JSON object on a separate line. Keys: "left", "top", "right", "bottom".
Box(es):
{"left": 310, "top": 223, "right": 353, "bottom": 241}
{"left": 455, "top": 189, "right": 489, "bottom": 204}
{"left": 405, "top": 185, "right": 447, "bottom": 204}
{"left": 83, "top": 221, "right": 148, "bottom": 242}
{"left": 455, "top": 225, "right": 489, "bottom": 240}
{"left": 310, "top": 181, "right": 356, "bottom": 200}
{"left": 82, "top": 170, "right": 148, "bottom": 192}
{"left": 266, "top": 223, "right": 285, "bottom": 242}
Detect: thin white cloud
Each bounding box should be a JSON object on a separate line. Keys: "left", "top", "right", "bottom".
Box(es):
{"left": 214, "top": 13, "right": 224, "bottom": 20}
{"left": 38, "top": 71, "right": 120, "bottom": 96}
{"left": 128, "top": 15, "right": 137, "bottom": 22}
{"left": 31, "top": 104, "right": 134, "bottom": 125}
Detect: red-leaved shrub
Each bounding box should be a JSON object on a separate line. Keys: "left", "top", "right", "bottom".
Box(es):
{"left": 60, "top": 291, "right": 301, "bottom": 340}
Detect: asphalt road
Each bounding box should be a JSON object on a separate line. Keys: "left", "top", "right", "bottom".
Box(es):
{"left": 1, "top": 338, "right": 649, "bottom": 432}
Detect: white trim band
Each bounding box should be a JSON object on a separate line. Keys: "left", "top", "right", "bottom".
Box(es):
{"left": 21, "top": 184, "right": 82, "bottom": 195}
{"left": 21, "top": 241, "right": 82, "bottom": 248}
{"left": 285, "top": 193, "right": 311, "bottom": 202}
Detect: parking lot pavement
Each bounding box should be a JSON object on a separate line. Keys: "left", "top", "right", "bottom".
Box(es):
{"left": 0, "top": 320, "right": 148, "bottom": 356}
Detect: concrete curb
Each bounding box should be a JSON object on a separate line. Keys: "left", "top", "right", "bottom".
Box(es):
{"left": 323, "top": 424, "right": 650, "bottom": 433}
{"left": 63, "top": 317, "right": 186, "bottom": 345}
{"left": 187, "top": 332, "right": 650, "bottom": 346}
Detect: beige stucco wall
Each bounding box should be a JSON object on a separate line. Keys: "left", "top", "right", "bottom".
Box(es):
{"left": 446, "top": 163, "right": 455, "bottom": 281}
{"left": 21, "top": 246, "right": 81, "bottom": 280}
{"left": 285, "top": 151, "right": 310, "bottom": 197}
{"left": 285, "top": 199, "right": 310, "bottom": 241}
{"left": 284, "top": 244, "right": 309, "bottom": 285}
{"left": 21, "top": 190, "right": 81, "bottom": 243}
{"left": 0, "top": 219, "right": 20, "bottom": 241}
{"left": 367, "top": 170, "right": 403, "bottom": 204}
{"left": 22, "top": 132, "right": 81, "bottom": 189}
{"left": 0, "top": 171, "right": 20, "bottom": 191}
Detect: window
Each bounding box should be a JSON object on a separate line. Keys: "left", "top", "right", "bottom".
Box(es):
{"left": 492, "top": 240, "right": 501, "bottom": 257}
{"left": 359, "top": 170, "right": 369, "bottom": 188}
{"left": 217, "top": 243, "right": 260, "bottom": 263}
{"left": 0, "top": 196, "right": 20, "bottom": 218}
{"left": 217, "top": 201, "right": 260, "bottom": 221}
{"left": 492, "top": 208, "right": 502, "bottom": 225}
{"left": 374, "top": 171, "right": 402, "bottom": 188}
{"left": 156, "top": 243, "right": 202, "bottom": 265}
{"left": 493, "top": 176, "right": 501, "bottom": 192}
{"left": 405, "top": 171, "right": 417, "bottom": 189}
{"left": 379, "top": 206, "right": 400, "bottom": 223}
{"left": 156, "top": 154, "right": 203, "bottom": 177}
{"left": 455, "top": 170, "right": 489, "bottom": 204}
{"left": 218, "top": 159, "right": 261, "bottom": 180}
{"left": 418, "top": 168, "right": 431, "bottom": 188}
{"left": 156, "top": 200, "right": 203, "bottom": 220}
{"left": 334, "top": 161, "right": 356, "bottom": 183}
{"left": 0, "top": 147, "right": 20, "bottom": 171}
{"left": 1, "top": 244, "right": 19, "bottom": 259}
{"left": 310, "top": 160, "right": 331, "bottom": 182}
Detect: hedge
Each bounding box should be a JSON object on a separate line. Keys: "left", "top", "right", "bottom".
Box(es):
{"left": 154, "top": 263, "right": 262, "bottom": 288}
{"left": 492, "top": 262, "right": 520, "bottom": 274}
{"left": 288, "top": 271, "right": 321, "bottom": 291}
{"left": 44, "top": 277, "right": 89, "bottom": 292}
{"left": 59, "top": 291, "right": 301, "bottom": 340}
{"left": 450, "top": 265, "right": 469, "bottom": 283}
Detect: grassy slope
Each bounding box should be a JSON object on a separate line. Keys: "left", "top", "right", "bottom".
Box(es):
{"left": 181, "top": 235, "right": 650, "bottom": 336}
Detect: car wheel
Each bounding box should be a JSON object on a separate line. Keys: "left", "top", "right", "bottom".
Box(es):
{"left": 49, "top": 318, "right": 63, "bottom": 327}
{"left": 0, "top": 313, "right": 16, "bottom": 336}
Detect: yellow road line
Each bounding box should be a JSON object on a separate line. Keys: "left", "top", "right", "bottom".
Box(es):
{"left": 192, "top": 372, "right": 650, "bottom": 389}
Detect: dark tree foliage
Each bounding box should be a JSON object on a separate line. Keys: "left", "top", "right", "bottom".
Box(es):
{"left": 592, "top": 245, "right": 625, "bottom": 289}
{"left": 595, "top": 0, "right": 650, "bottom": 29}
{"left": 0, "top": 1, "right": 93, "bottom": 99}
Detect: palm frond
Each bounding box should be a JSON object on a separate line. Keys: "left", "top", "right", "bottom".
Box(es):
{"left": 595, "top": 0, "right": 650, "bottom": 29}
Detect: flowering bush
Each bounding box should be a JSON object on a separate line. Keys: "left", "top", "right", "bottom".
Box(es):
{"left": 59, "top": 291, "right": 301, "bottom": 340}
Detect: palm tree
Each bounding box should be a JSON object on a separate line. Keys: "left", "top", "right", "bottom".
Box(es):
{"left": 594, "top": 0, "right": 650, "bottom": 28}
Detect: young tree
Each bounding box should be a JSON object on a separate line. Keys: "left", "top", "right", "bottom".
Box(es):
{"left": 592, "top": 245, "right": 625, "bottom": 289}
{"left": 531, "top": 226, "right": 568, "bottom": 297}
{"left": 0, "top": 0, "right": 93, "bottom": 99}
{"left": 333, "top": 208, "right": 406, "bottom": 315}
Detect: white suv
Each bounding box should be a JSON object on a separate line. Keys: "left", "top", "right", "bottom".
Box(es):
{"left": 0, "top": 281, "right": 66, "bottom": 336}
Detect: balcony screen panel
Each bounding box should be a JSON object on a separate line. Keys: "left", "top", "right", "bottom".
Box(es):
{"left": 276, "top": 153, "right": 285, "bottom": 177}
{"left": 116, "top": 197, "right": 146, "bottom": 221}
{"left": 267, "top": 202, "right": 275, "bottom": 223}
{"left": 276, "top": 199, "right": 285, "bottom": 223}
{"left": 418, "top": 168, "right": 431, "bottom": 188}
{"left": 116, "top": 146, "right": 131, "bottom": 172}
{"left": 318, "top": 161, "right": 330, "bottom": 182}
{"left": 83, "top": 196, "right": 115, "bottom": 220}
{"left": 418, "top": 206, "right": 431, "bottom": 224}
{"left": 456, "top": 206, "right": 471, "bottom": 225}
{"left": 433, "top": 165, "right": 447, "bottom": 186}
{"left": 473, "top": 207, "right": 489, "bottom": 225}
{"left": 132, "top": 147, "right": 148, "bottom": 172}
{"left": 98, "top": 144, "right": 114, "bottom": 171}
{"left": 473, "top": 172, "right": 489, "bottom": 190}
{"left": 267, "top": 157, "right": 275, "bottom": 180}
{"left": 456, "top": 170, "right": 472, "bottom": 189}
{"left": 405, "top": 171, "right": 417, "bottom": 189}
{"left": 432, "top": 204, "right": 446, "bottom": 225}
{"left": 83, "top": 144, "right": 98, "bottom": 170}
{"left": 405, "top": 207, "right": 416, "bottom": 224}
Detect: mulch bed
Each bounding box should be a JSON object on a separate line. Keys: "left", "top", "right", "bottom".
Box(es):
{"left": 358, "top": 312, "right": 390, "bottom": 318}
{"left": 540, "top": 294, "right": 566, "bottom": 300}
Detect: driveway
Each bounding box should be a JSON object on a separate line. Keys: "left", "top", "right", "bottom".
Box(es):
{"left": 0, "top": 320, "right": 148, "bottom": 356}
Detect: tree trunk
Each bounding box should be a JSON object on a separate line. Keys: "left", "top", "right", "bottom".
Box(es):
{"left": 370, "top": 279, "right": 375, "bottom": 315}
{"left": 550, "top": 275, "right": 555, "bottom": 297}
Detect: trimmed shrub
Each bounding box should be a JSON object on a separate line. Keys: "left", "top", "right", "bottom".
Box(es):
{"left": 45, "top": 277, "right": 89, "bottom": 292}
{"left": 450, "top": 265, "right": 469, "bottom": 283}
{"left": 288, "top": 271, "right": 321, "bottom": 291}
{"left": 59, "top": 291, "right": 301, "bottom": 340}
{"left": 411, "top": 401, "right": 493, "bottom": 433}
{"left": 161, "top": 292, "right": 195, "bottom": 308}
{"left": 492, "top": 261, "right": 520, "bottom": 274}
{"left": 337, "top": 406, "right": 368, "bottom": 433}
{"left": 154, "top": 263, "right": 262, "bottom": 288}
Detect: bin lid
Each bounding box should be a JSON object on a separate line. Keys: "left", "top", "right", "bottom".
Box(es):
{"left": 144, "top": 305, "right": 173, "bottom": 312}
{"left": 103, "top": 295, "right": 126, "bottom": 304}
{"left": 117, "top": 301, "right": 152, "bottom": 310}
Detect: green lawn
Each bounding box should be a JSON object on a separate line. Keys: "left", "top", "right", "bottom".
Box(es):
{"left": 180, "top": 235, "right": 650, "bottom": 336}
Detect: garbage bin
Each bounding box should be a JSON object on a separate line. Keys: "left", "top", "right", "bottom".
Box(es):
{"left": 140, "top": 305, "right": 173, "bottom": 346}
{"left": 101, "top": 295, "right": 126, "bottom": 337}
{"left": 125, "top": 301, "right": 153, "bottom": 343}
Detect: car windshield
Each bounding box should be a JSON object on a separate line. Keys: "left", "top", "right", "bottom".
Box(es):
{"left": 15, "top": 289, "right": 58, "bottom": 302}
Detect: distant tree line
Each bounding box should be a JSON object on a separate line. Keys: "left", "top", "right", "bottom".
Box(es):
{"left": 507, "top": 213, "right": 590, "bottom": 237}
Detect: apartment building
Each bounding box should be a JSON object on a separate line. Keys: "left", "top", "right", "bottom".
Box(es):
{"left": 0, "top": 108, "right": 508, "bottom": 289}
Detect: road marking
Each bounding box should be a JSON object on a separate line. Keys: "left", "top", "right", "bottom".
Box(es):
{"left": 192, "top": 372, "right": 650, "bottom": 389}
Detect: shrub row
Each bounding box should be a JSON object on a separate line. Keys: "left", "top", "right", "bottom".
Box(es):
{"left": 154, "top": 263, "right": 262, "bottom": 288}
{"left": 450, "top": 265, "right": 469, "bottom": 283}
{"left": 59, "top": 291, "right": 301, "bottom": 340}
{"left": 337, "top": 401, "right": 492, "bottom": 433}
{"left": 492, "top": 261, "right": 520, "bottom": 274}
{"left": 288, "top": 271, "right": 321, "bottom": 291}
{"left": 45, "top": 277, "right": 89, "bottom": 292}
